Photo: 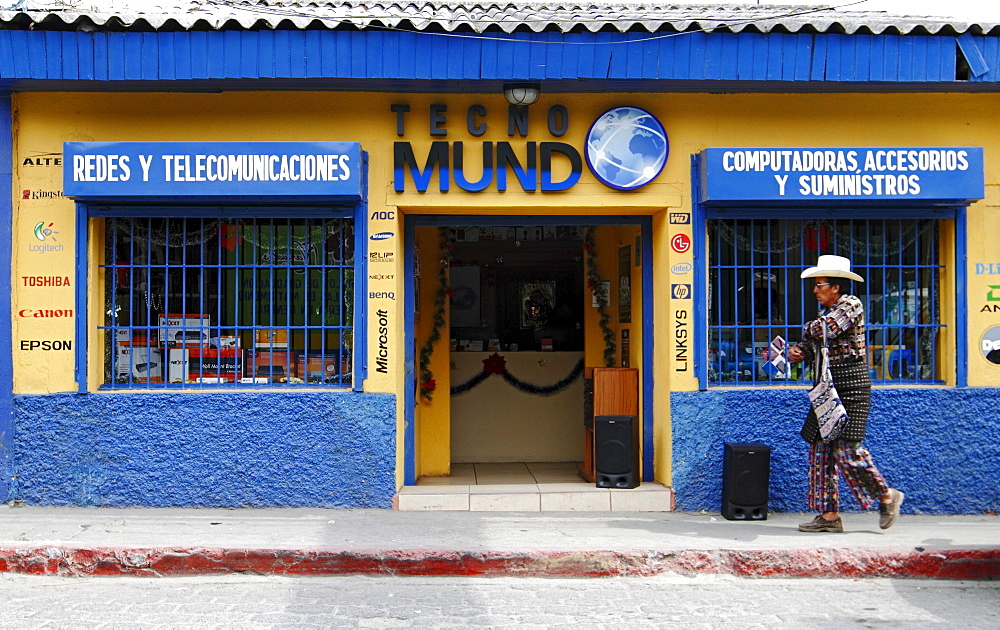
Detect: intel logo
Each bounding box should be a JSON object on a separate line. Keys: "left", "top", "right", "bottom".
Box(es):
{"left": 671, "top": 263, "right": 692, "bottom": 274}
{"left": 370, "top": 232, "right": 394, "bottom": 241}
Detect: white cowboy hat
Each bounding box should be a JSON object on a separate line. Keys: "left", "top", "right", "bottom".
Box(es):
{"left": 800, "top": 255, "right": 864, "bottom": 282}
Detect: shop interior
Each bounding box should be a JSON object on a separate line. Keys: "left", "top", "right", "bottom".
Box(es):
{"left": 411, "top": 222, "right": 645, "bottom": 495}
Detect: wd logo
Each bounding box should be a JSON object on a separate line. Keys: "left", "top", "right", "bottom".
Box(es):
{"left": 669, "top": 213, "right": 690, "bottom": 224}
{"left": 671, "top": 284, "right": 691, "bottom": 299}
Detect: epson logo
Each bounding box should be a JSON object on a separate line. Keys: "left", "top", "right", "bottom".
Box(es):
{"left": 370, "top": 232, "right": 394, "bottom": 241}
{"left": 671, "top": 263, "right": 692, "bottom": 275}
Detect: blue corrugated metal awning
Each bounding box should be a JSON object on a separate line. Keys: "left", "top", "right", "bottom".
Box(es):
{"left": 0, "top": 2, "right": 996, "bottom": 89}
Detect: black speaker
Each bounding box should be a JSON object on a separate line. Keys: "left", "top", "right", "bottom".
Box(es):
{"left": 721, "top": 442, "right": 770, "bottom": 521}
{"left": 595, "top": 415, "right": 639, "bottom": 489}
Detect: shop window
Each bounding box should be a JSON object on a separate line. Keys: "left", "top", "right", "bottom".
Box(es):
{"left": 707, "top": 217, "right": 942, "bottom": 386}
{"left": 101, "top": 215, "right": 354, "bottom": 388}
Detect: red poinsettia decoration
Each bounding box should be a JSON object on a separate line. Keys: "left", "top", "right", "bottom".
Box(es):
{"left": 804, "top": 225, "right": 830, "bottom": 252}
{"left": 219, "top": 223, "right": 243, "bottom": 251}
{"left": 482, "top": 352, "right": 507, "bottom": 375}
{"left": 421, "top": 378, "right": 437, "bottom": 393}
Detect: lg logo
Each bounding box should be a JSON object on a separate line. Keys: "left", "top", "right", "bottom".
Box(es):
{"left": 670, "top": 234, "right": 691, "bottom": 254}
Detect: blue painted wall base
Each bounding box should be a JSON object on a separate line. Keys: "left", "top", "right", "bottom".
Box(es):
{"left": 11, "top": 392, "right": 396, "bottom": 508}
{"left": 672, "top": 388, "right": 1000, "bottom": 515}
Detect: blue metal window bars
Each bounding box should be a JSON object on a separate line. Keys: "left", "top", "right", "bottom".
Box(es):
{"left": 101, "top": 215, "right": 354, "bottom": 388}
{"left": 707, "top": 217, "right": 942, "bottom": 386}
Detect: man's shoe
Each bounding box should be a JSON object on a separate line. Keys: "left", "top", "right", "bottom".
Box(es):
{"left": 879, "top": 489, "right": 905, "bottom": 530}
{"left": 798, "top": 515, "right": 844, "bottom": 533}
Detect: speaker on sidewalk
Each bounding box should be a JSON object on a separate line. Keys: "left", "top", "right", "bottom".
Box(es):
{"left": 721, "top": 442, "right": 770, "bottom": 520}
{"left": 595, "top": 415, "right": 639, "bottom": 489}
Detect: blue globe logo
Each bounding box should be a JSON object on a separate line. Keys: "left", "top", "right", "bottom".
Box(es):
{"left": 585, "top": 107, "right": 669, "bottom": 190}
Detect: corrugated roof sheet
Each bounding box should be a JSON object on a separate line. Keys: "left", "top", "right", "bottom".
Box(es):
{"left": 2, "top": 1, "right": 998, "bottom": 35}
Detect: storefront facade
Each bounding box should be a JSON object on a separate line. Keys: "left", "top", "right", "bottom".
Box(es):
{"left": 1, "top": 3, "right": 998, "bottom": 512}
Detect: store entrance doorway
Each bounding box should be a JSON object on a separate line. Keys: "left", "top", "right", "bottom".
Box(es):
{"left": 403, "top": 215, "right": 656, "bottom": 510}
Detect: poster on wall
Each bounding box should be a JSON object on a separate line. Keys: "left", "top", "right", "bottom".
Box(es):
{"left": 450, "top": 266, "right": 481, "bottom": 328}
{"left": 521, "top": 282, "right": 555, "bottom": 329}
{"left": 618, "top": 245, "right": 632, "bottom": 324}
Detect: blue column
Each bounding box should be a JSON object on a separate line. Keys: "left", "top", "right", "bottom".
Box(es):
{"left": 0, "top": 95, "right": 13, "bottom": 502}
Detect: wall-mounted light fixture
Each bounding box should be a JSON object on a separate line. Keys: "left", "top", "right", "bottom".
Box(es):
{"left": 503, "top": 82, "right": 541, "bottom": 106}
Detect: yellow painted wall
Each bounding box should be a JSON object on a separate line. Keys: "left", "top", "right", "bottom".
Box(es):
{"left": 11, "top": 90, "right": 1000, "bottom": 494}
{"left": 414, "top": 226, "right": 451, "bottom": 477}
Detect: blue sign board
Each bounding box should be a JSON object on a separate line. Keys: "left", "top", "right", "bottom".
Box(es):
{"left": 64, "top": 141, "right": 363, "bottom": 200}
{"left": 699, "top": 147, "right": 984, "bottom": 204}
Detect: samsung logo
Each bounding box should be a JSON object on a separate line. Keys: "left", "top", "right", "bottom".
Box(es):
{"left": 370, "top": 232, "right": 394, "bottom": 241}
{"left": 671, "top": 263, "right": 692, "bottom": 275}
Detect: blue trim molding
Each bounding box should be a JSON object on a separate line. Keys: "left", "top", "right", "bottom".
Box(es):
{"left": 0, "top": 95, "right": 12, "bottom": 503}
{"left": 672, "top": 388, "right": 1000, "bottom": 514}
{"left": 11, "top": 392, "right": 397, "bottom": 507}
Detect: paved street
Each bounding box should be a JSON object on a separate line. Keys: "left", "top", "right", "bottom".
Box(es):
{"left": 0, "top": 574, "right": 996, "bottom": 628}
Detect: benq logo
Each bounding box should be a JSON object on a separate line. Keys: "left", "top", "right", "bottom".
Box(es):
{"left": 671, "top": 263, "right": 692, "bottom": 275}
{"left": 370, "top": 232, "right": 394, "bottom": 241}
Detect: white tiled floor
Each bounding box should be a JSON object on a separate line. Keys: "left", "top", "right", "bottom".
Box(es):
{"left": 397, "top": 462, "right": 674, "bottom": 512}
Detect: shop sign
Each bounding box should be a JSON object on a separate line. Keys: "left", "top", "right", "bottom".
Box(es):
{"left": 392, "top": 104, "right": 668, "bottom": 193}
{"left": 63, "top": 141, "right": 362, "bottom": 200}
{"left": 699, "top": 147, "right": 984, "bottom": 203}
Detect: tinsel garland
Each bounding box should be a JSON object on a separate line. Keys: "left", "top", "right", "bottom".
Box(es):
{"left": 584, "top": 226, "right": 616, "bottom": 367}
{"left": 451, "top": 356, "right": 585, "bottom": 396}
{"left": 418, "top": 227, "right": 453, "bottom": 400}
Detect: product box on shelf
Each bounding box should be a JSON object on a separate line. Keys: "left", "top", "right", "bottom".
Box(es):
{"left": 248, "top": 350, "right": 298, "bottom": 380}
{"left": 296, "top": 352, "right": 350, "bottom": 383}
{"left": 168, "top": 348, "right": 243, "bottom": 383}
{"left": 159, "top": 314, "right": 211, "bottom": 347}
{"left": 254, "top": 328, "right": 289, "bottom": 349}
{"left": 116, "top": 338, "right": 163, "bottom": 382}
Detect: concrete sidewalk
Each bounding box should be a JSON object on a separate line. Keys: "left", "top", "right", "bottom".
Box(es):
{"left": 0, "top": 505, "right": 996, "bottom": 579}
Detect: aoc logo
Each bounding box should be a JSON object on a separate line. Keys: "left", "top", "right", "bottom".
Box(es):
{"left": 370, "top": 232, "right": 394, "bottom": 241}
{"left": 585, "top": 107, "right": 668, "bottom": 191}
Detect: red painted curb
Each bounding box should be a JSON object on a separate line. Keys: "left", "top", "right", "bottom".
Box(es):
{"left": 0, "top": 547, "right": 997, "bottom": 579}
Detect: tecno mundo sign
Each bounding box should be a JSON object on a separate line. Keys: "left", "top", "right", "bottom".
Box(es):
{"left": 63, "top": 141, "right": 362, "bottom": 200}
{"left": 392, "top": 104, "right": 669, "bottom": 193}
{"left": 699, "top": 147, "right": 984, "bottom": 203}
